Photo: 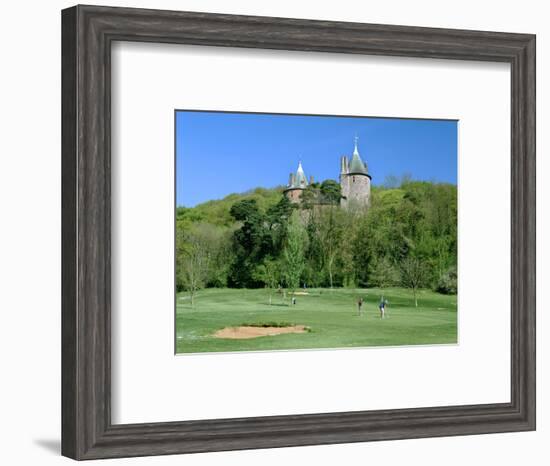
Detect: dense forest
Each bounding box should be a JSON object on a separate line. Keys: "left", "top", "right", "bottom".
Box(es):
{"left": 176, "top": 178, "right": 457, "bottom": 304}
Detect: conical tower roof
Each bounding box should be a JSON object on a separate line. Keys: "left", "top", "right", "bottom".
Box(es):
{"left": 293, "top": 161, "right": 308, "bottom": 188}
{"left": 348, "top": 136, "right": 368, "bottom": 175}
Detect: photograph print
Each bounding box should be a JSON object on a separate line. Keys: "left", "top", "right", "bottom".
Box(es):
{"left": 175, "top": 111, "right": 458, "bottom": 354}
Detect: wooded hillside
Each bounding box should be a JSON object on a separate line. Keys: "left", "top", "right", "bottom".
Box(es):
{"left": 176, "top": 181, "right": 457, "bottom": 297}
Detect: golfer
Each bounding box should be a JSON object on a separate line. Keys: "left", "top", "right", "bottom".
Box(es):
{"left": 357, "top": 297, "right": 364, "bottom": 316}
{"left": 379, "top": 296, "right": 388, "bottom": 319}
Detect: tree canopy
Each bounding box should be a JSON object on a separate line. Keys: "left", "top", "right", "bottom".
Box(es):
{"left": 176, "top": 179, "right": 457, "bottom": 295}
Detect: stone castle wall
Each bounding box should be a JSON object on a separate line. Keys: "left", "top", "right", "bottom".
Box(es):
{"left": 340, "top": 174, "right": 370, "bottom": 210}
{"left": 284, "top": 188, "right": 303, "bottom": 204}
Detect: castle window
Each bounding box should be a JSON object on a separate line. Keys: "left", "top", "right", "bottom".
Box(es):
{"left": 353, "top": 176, "right": 355, "bottom": 182}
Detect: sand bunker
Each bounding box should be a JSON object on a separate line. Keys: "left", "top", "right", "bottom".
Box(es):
{"left": 214, "top": 325, "right": 308, "bottom": 339}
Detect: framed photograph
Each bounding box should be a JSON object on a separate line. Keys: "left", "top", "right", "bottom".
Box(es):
{"left": 174, "top": 111, "right": 458, "bottom": 354}
{"left": 61, "top": 5, "right": 536, "bottom": 460}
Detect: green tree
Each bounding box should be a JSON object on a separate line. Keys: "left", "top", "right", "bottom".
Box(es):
{"left": 400, "top": 256, "right": 428, "bottom": 307}
{"left": 282, "top": 213, "right": 307, "bottom": 298}
{"left": 253, "top": 258, "right": 282, "bottom": 305}
{"left": 265, "top": 196, "right": 295, "bottom": 253}
{"left": 228, "top": 199, "right": 268, "bottom": 287}
{"left": 300, "top": 182, "right": 320, "bottom": 209}
{"left": 176, "top": 224, "right": 217, "bottom": 306}
{"left": 229, "top": 198, "right": 262, "bottom": 222}
{"left": 300, "top": 179, "right": 341, "bottom": 208}
{"left": 204, "top": 225, "right": 234, "bottom": 287}
{"left": 176, "top": 179, "right": 457, "bottom": 294}
{"left": 315, "top": 206, "right": 346, "bottom": 288}
{"left": 319, "top": 179, "right": 342, "bottom": 204}
{"left": 370, "top": 256, "right": 400, "bottom": 288}
{"left": 436, "top": 266, "right": 457, "bottom": 294}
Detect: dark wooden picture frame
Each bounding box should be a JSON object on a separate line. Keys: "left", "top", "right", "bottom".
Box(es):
{"left": 61, "top": 4, "right": 536, "bottom": 460}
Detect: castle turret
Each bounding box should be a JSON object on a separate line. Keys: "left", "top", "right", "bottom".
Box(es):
{"left": 340, "top": 155, "right": 349, "bottom": 175}
{"left": 340, "top": 136, "right": 371, "bottom": 210}
{"left": 284, "top": 161, "right": 309, "bottom": 203}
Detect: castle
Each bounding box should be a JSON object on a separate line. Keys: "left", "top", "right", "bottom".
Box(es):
{"left": 283, "top": 137, "right": 372, "bottom": 211}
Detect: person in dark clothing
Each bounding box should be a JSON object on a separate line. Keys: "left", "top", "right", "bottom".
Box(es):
{"left": 379, "top": 296, "right": 388, "bottom": 319}
{"left": 357, "top": 297, "right": 364, "bottom": 316}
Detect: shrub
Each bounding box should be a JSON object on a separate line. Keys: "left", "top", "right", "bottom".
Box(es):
{"left": 436, "top": 266, "right": 457, "bottom": 294}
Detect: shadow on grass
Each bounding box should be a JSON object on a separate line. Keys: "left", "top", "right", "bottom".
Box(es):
{"left": 177, "top": 305, "right": 196, "bottom": 311}
{"left": 260, "top": 303, "right": 291, "bottom": 307}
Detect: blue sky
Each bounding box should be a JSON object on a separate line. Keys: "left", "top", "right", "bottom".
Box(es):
{"left": 176, "top": 111, "right": 457, "bottom": 207}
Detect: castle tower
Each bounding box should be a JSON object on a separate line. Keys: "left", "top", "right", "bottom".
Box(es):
{"left": 284, "top": 161, "right": 309, "bottom": 203}
{"left": 340, "top": 136, "right": 371, "bottom": 210}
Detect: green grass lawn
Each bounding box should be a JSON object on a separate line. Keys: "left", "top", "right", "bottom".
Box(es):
{"left": 176, "top": 287, "right": 457, "bottom": 354}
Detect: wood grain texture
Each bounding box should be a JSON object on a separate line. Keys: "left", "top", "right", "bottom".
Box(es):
{"left": 61, "top": 4, "right": 536, "bottom": 460}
